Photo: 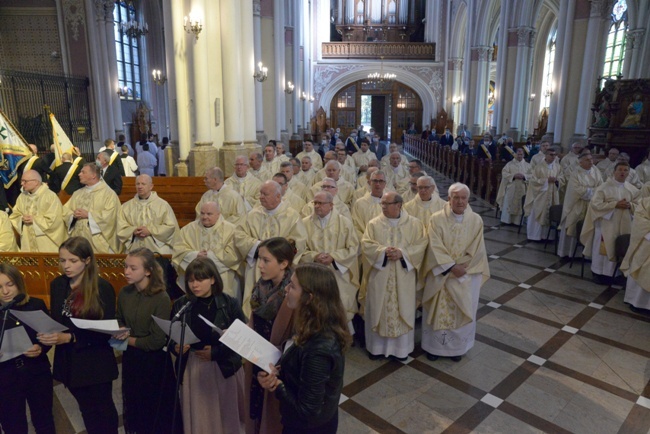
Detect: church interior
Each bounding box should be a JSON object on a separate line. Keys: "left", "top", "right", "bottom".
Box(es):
{"left": 1, "top": 0, "right": 650, "bottom": 432}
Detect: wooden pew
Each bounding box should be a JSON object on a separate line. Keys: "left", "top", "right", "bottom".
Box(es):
{"left": 0, "top": 252, "right": 159, "bottom": 309}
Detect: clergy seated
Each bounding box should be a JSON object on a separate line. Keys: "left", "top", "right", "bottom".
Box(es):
{"left": 248, "top": 151, "right": 272, "bottom": 182}
{"left": 301, "top": 178, "right": 352, "bottom": 220}
{"left": 301, "top": 191, "right": 360, "bottom": 324}
{"left": 10, "top": 170, "right": 67, "bottom": 252}
{"left": 172, "top": 201, "right": 241, "bottom": 300}
{"left": 557, "top": 153, "right": 603, "bottom": 258}
{"left": 309, "top": 161, "right": 355, "bottom": 207}
{"left": 620, "top": 197, "right": 650, "bottom": 312}
{"left": 295, "top": 140, "right": 323, "bottom": 170}
{"left": 225, "top": 155, "right": 262, "bottom": 211}
{"left": 235, "top": 180, "right": 307, "bottom": 317}
{"left": 195, "top": 166, "right": 246, "bottom": 226}
{"left": 384, "top": 152, "right": 410, "bottom": 194}
{"left": 336, "top": 149, "right": 358, "bottom": 187}
{"left": 403, "top": 175, "right": 446, "bottom": 225}
{"left": 361, "top": 191, "right": 427, "bottom": 360}
{"left": 261, "top": 143, "right": 281, "bottom": 175}
{"left": 0, "top": 211, "right": 18, "bottom": 252}
{"left": 62, "top": 163, "right": 122, "bottom": 253}
{"left": 273, "top": 173, "right": 306, "bottom": 214}
{"left": 604, "top": 153, "right": 643, "bottom": 189}
{"left": 524, "top": 148, "right": 561, "bottom": 241}
{"left": 580, "top": 162, "right": 639, "bottom": 282}
{"left": 351, "top": 141, "right": 378, "bottom": 175}
{"left": 596, "top": 147, "right": 620, "bottom": 180}
{"left": 117, "top": 175, "right": 179, "bottom": 255}
{"left": 310, "top": 151, "right": 338, "bottom": 186}
{"left": 352, "top": 170, "right": 387, "bottom": 239}
{"left": 295, "top": 156, "right": 318, "bottom": 186}
{"left": 495, "top": 148, "right": 531, "bottom": 225}
{"left": 280, "top": 161, "right": 310, "bottom": 202}
{"left": 421, "top": 183, "right": 490, "bottom": 362}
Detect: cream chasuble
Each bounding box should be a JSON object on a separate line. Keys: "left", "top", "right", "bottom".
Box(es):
{"left": 62, "top": 181, "right": 122, "bottom": 253}
{"left": 225, "top": 173, "right": 262, "bottom": 211}
{"left": 295, "top": 150, "right": 323, "bottom": 170}
{"left": 195, "top": 184, "right": 246, "bottom": 227}
{"left": 560, "top": 167, "right": 603, "bottom": 236}
{"left": 496, "top": 159, "right": 531, "bottom": 218}
{"left": 524, "top": 160, "right": 561, "bottom": 224}
{"left": 10, "top": 184, "right": 66, "bottom": 252}
{"left": 0, "top": 211, "right": 18, "bottom": 252}
{"left": 117, "top": 191, "right": 179, "bottom": 254}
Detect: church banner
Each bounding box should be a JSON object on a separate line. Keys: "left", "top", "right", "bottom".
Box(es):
{"left": 0, "top": 109, "right": 31, "bottom": 188}
{"left": 50, "top": 112, "right": 76, "bottom": 169}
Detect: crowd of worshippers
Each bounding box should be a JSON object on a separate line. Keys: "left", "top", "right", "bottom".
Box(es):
{"left": 0, "top": 136, "right": 491, "bottom": 434}
{"left": 495, "top": 140, "right": 650, "bottom": 314}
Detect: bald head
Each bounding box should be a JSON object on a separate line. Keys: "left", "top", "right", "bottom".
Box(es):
{"left": 135, "top": 174, "right": 153, "bottom": 199}
{"left": 199, "top": 201, "right": 220, "bottom": 228}
{"left": 260, "top": 180, "right": 282, "bottom": 210}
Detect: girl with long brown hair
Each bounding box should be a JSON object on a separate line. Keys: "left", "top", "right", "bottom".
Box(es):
{"left": 258, "top": 263, "right": 351, "bottom": 434}
{"left": 37, "top": 236, "right": 119, "bottom": 434}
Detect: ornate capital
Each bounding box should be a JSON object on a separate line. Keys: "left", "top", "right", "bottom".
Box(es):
{"left": 62, "top": 0, "right": 86, "bottom": 41}
{"left": 449, "top": 57, "right": 463, "bottom": 71}
{"left": 472, "top": 46, "right": 491, "bottom": 62}
{"left": 627, "top": 29, "right": 646, "bottom": 49}
{"left": 253, "top": 0, "right": 261, "bottom": 16}
{"left": 589, "top": 0, "right": 607, "bottom": 18}
{"left": 516, "top": 27, "right": 535, "bottom": 47}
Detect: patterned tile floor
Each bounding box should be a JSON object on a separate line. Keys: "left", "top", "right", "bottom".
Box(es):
{"left": 40, "top": 167, "right": 650, "bottom": 433}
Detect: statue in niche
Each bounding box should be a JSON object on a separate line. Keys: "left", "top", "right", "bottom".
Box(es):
{"left": 136, "top": 103, "right": 151, "bottom": 134}
{"left": 592, "top": 95, "right": 611, "bottom": 128}
{"left": 621, "top": 93, "right": 644, "bottom": 128}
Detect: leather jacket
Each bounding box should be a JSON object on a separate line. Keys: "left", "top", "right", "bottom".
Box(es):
{"left": 275, "top": 333, "right": 344, "bottom": 431}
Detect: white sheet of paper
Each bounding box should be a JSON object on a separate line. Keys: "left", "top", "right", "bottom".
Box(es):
{"left": 9, "top": 309, "right": 68, "bottom": 333}
{"left": 0, "top": 326, "right": 34, "bottom": 362}
{"left": 219, "top": 319, "right": 282, "bottom": 374}
{"left": 151, "top": 316, "right": 200, "bottom": 345}
{"left": 70, "top": 318, "right": 126, "bottom": 335}
{"left": 198, "top": 314, "right": 224, "bottom": 336}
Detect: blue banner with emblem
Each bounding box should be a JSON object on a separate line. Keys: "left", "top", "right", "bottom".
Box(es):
{"left": 0, "top": 109, "right": 31, "bottom": 188}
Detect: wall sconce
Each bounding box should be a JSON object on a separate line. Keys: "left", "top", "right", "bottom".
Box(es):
{"left": 254, "top": 62, "right": 268, "bottom": 82}
{"left": 529, "top": 93, "right": 536, "bottom": 102}
{"left": 309, "top": 95, "right": 315, "bottom": 102}
{"left": 117, "top": 86, "right": 131, "bottom": 97}
{"left": 300, "top": 92, "right": 307, "bottom": 101}
{"left": 544, "top": 87, "right": 553, "bottom": 98}
{"left": 184, "top": 14, "right": 203, "bottom": 40}
{"left": 452, "top": 96, "right": 463, "bottom": 105}
{"left": 152, "top": 69, "right": 167, "bottom": 86}
{"left": 285, "top": 81, "right": 294, "bottom": 94}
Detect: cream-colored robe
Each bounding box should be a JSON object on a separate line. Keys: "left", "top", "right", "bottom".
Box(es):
{"left": 385, "top": 165, "right": 410, "bottom": 194}
{"left": 352, "top": 150, "right": 377, "bottom": 168}
{"left": 403, "top": 195, "right": 447, "bottom": 228}
{"left": 295, "top": 168, "right": 317, "bottom": 186}
{"left": 0, "top": 211, "right": 18, "bottom": 252}
{"left": 495, "top": 159, "right": 532, "bottom": 217}
{"left": 62, "top": 181, "right": 122, "bottom": 253}
{"left": 604, "top": 166, "right": 643, "bottom": 189}
{"left": 597, "top": 158, "right": 616, "bottom": 179}
{"left": 250, "top": 167, "right": 272, "bottom": 182}
{"left": 361, "top": 211, "right": 427, "bottom": 336}
{"left": 301, "top": 196, "right": 352, "bottom": 220}
{"left": 282, "top": 191, "right": 306, "bottom": 214}
{"left": 225, "top": 173, "right": 262, "bottom": 211}
{"left": 301, "top": 210, "right": 360, "bottom": 320}
{"left": 524, "top": 160, "right": 561, "bottom": 225}
{"left": 580, "top": 178, "right": 639, "bottom": 261}
{"left": 621, "top": 196, "right": 650, "bottom": 290}
{"left": 117, "top": 191, "right": 179, "bottom": 254}
{"left": 287, "top": 178, "right": 310, "bottom": 202}
{"left": 421, "top": 204, "right": 490, "bottom": 331}
{"left": 309, "top": 179, "right": 355, "bottom": 207}
{"left": 295, "top": 150, "right": 323, "bottom": 170}
{"left": 10, "top": 184, "right": 66, "bottom": 252}
{"left": 636, "top": 161, "right": 650, "bottom": 184}
{"left": 195, "top": 184, "right": 246, "bottom": 226}
{"left": 172, "top": 216, "right": 241, "bottom": 298}
{"left": 351, "top": 192, "right": 383, "bottom": 239}
{"left": 261, "top": 158, "right": 281, "bottom": 175}
{"left": 380, "top": 153, "right": 408, "bottom": 170}
{"left": 235, "top": 202, "right": 307, "bottom": 316}
{"left": 560, "top": 167, "right": 603, "bottom": 236}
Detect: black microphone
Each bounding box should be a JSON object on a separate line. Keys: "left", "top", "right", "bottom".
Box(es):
{"left": 1, "top": 293, "right": 26, "bottom": 312}
{"left": 171, "top": 297, "right": 195, "bottom": 322}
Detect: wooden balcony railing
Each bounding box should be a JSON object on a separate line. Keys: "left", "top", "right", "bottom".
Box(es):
{"left": 322, "top": 42, "right": 435, "bottom": 60}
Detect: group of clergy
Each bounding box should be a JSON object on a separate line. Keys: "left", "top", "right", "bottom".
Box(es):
{"left": 495, "top": 141, "right": 650, "bottom": 313}
{"left": 0, "top": 140, "right": 492, "bottom": 362}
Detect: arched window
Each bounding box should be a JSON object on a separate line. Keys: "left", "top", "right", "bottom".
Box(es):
{"left": 541, "top": 30, "right": 556, "bottom": 109}
{"left": 114, "top": 2, "right": 142, "bottom": 101}
{"left": 601, "top": 0, "right": 627, "bottom": 88}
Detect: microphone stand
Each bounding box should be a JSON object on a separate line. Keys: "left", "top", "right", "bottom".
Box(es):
{"left": 0, "top": 310, "right": 9, "bottom": 354}
{"left": 171, "top": 306, "right": 190, "bottom": 433}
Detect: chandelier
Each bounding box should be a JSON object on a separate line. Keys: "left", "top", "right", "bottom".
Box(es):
{"left": 366, "top": 57, "right": 396, "bottom": 87}
{"left": 120, "top": 2, "right": 148, "bottom": 39}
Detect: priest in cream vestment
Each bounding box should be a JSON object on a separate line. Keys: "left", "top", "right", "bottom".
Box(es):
{"left": 195, "top": 167, "right": 246, "bottom": 226}
{"left": 235, "top": 181, "right": 307, "bottom": 316}
{"left": 173, "top": 201, "right": 241, "bottom": 299}
{"left": 361, "top": 191, "right": 427, "bottom": 360}
{"left": 403, "top": 175, "right": 447, "bottom": 226}
{"left": 10, "top": 170, "right": 66, "bottom": 252}
{"left": 421, "top": 183, "right": 489, "bottom": 361}
{"left": 496, "top": 148, "right": 531, "bottom": 225}
{"left": 524, "top": 148, "right": 561, "bottom": 240}
{"left": 62, "top": 163, "right": 122, "bottom": 253}
{"left": 295, "top": 140, "right": 324, "bottom": 170}
{"left": 301, "top": 191, "right": 360, "bottom": 323}
{"left": 117, "top": 175, "right": 179, "bottom": 255}
{"left": 620, "top": 196, "right": 650, "bottom": 310}
{"left": 556, "top": 153, "right": 603, "bottom": 257}
{"left": 580, "top": 162, "right": 639, "bottom": 280}
{"left": 0, "top": 211, "right": 18, "bottom": 252}
{"left": 225, "top": 155, "right": 262, "bottom": 211}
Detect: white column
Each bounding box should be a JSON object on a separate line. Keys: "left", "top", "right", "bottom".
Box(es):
{"left": 274, "top": 0, "right": 287, "bottom": 138}
{"left": 253, "top": 0, "right": 264, "bottom": 135}
{"left": 424, "top": 0, "right": 440, "bottom": 46}
{"left": 302, "top": 0, "right": 311, "bottom": 133}
{"left": 170, "top": 0, "right": 192, "bottom": 160}
{"left": 574, "top": 2, "right": 607, "bottom": 137}
{"left": 509, "top": 27, "right": 535, "bottom": 140}
{"left": 470, "top": 46, "right": 490, "bottom": 135}
{"left": 241, "top": 0, "right": 257, "bottom": 144}
{"left": 494, "top": 0, "right": 510, "bottom": 132}
{"left": 162, "top": 0, "right": 177, "bottom": 140}
{"left": 220, "top": 0, "right": 244, "bottom": 145}
{"left": 449, "top": 58, "right": 463, "bottom": 130}
{"left": 293, "top": 0, "right": 301, "bottom": 133}
{"left": 103, "top": 2, "right": 123, "bottom": 136}
{"left": 190, "top": 0, "right": 211, "bottom": 144}
{"left": 625, "top": 29, "right": 646, "bottom": 79}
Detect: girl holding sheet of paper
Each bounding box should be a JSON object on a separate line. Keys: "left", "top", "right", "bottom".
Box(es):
{"left": 37, "top": 236, "right": 119, "bottom": 434}
{"left": 113, "top": 247, "right": 179, "bottom": 434}
{"left": 257, "top": 263, "right": 351, "bottom": 434}
{"left": 170, "top": 257, "right": 247, "bottom": 434}
{"left": 0, "top": 263, "right": 56, "bottom": 434}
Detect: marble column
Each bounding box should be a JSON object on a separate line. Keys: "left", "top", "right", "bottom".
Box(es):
{"left": 169, "top": 0, "right": 191, "bottom": 174}
{"left": 469, "top": 46, "right": 491, "bottom": 136}
{"left": 448, "top": 58, "right": 463, "bottom": 132}
{"left": 241, "top": 0, "right": 261, "bottom": 161}
{"left": 293, "top": 0, "right": 301, "bottom": 135}
{"left": 253, "top": 0, "right": 266, "bottom": 146}
{"left": 494, "top": 0, "right": 510, "bottom": 134}
{"left": 220, "top": 0, "right": 244, "bottom": 146}
{"left": 162, "top": 0, "right": 178, "bottom": 142}
{"left": 507, "top": 27, "right": 535, "bottom": 141}
{"left": 102, "top": 1, "right": 124, "bottom": 137}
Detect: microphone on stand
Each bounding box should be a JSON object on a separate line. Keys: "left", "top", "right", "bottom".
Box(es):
{"left": 171, "top": 296, "right": 195, "bottom": 323}
{"left": 0, "top": 293, "right": 26, "bottom": 312}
